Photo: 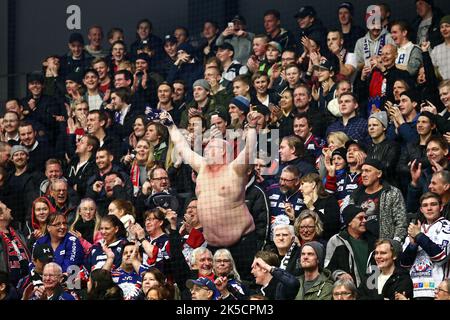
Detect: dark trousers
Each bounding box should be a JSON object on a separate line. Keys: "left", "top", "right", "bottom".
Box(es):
{"left": 208, "top": 231, "right": 257, "bottom": 282}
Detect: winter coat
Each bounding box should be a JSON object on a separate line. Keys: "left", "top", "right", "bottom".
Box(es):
{"left": 295, "top": 268, "right": 333, "bottom": 300}
{"left": 350, "top": 182, "right": 408, "bottom": 243}
{"left": 366, "top": 139, "right": 401, "bottom": 187}
{"left": 325, "top": 229, "right": 377, "bottom": 287}
{"left": 245, "top": 175, "right": 270, "bottom": 250}
{"left": 358, "top": 266, "right": 413, "bottom": 300}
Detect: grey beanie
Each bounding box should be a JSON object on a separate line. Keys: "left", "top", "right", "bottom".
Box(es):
{"left": 301, "top": 241, "right": 325, "bottom": 269}
{"left": 10, "top": 145, "right": 29, "bottom": 157}
{"left": 193, "top": 79, "right": 211, "bottom": 92}
{"left": 369, "top": 111, "right": 388, "bottom": 128}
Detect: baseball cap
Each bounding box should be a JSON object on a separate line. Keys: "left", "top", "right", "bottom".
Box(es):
{"left": 231, "top": 14, "right": 246, "bottom": 25}
{"left": 267, "top": 41, "right": 282, "bottom": 52}
{"left": 338, "top": 2, "right": 354, "bottom": 14}
{"left": 32, "top": 244, "right": 54, "bottom": 263}
{"left": 163, "top": 34, "right": 177, "bottom": 45}
{"left": 313, "top": 59, "right": 337, "bottom": 73}
{"left": 252, "top": 104, "right": 271, "bottom": 116}
{"left": 345, "top": 139, "right": 367, "bottom": 153}
{"left": 69, "top": 32, "right": 85, "bottom": 45}
{"left": 186, "top": 277, "right": 220, "bottom": 299}
{"left": 294, "top": 6, "right": 316, "bottom": 19}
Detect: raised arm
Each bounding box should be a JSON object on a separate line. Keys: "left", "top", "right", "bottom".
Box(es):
{"left": 160, "top": 111, "right": 205, "bottom": 173}
{"left": 231, "top": 111, "right": 258, "bottom": 175}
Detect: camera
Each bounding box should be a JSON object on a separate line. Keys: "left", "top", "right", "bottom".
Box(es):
{"left": 130, "top": 150, "right": 137, "bottom": 160}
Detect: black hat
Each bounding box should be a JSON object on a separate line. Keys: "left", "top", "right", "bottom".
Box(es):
{"left": 135, "top": 53, "right": 151, "bottom": 64}
{"left": 345, "top": 139, "right": 367, "bottom": 153}
{"left": 217, "top": 42, "right": 235, "bottom": 52}
{"left": 363, "top": 158, "right": 384, "bottom": 172}
{"left": 145, "top": 192, "right": 179, "bottom": 211}
{"left": 65, "top": 72, "right": 83, "bottom": 85}
{"left": 338, "top": 2, "right": 354, "bottom": 14}
{"left": 231, "top": 14, "right": 246, "bottom": 25}
{"left": 294, "top": 6, "right": 316, "bottom": 19}
{"left": 332, "top": 147, "right": 347, "bottom": 161}
{"left": 300, "top": 241, "right": 325, "bottom": 269}
{"left": 342, "top": 204, "right": 365, "bottom": 226}
{"left": 163, "top": 34, "right": 177, "bottom": 45}
{"left": 177, "top": 42, "right": 195, "bottom": 56}
{"left": 27, "top": 72, "right": 44, "bottom": 84}
{"left": 400, "top": 89, "right": 420, "bottom": 104}
{"left": 69, "top": 32, "right": 84, "bottom": 45}
{"left": 313, "top": 59, "right": 337, "bottom": 73}
{"left": 252, "top": 104, "right": 271, "bottom": 116}
{"left": 419, "top": 111, "right": 436, "bottom": 125}
{"left": 416, "top": 0, "right": 434, "bottom": 7}
{"left": 210, "top": 109, "right": 230, "bottom": 124}
{"left": 32, "top": 244, "right": 54, "bottom": 263}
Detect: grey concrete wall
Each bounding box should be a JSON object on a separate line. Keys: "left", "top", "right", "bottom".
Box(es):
{"left": 3, "top": 0, "right": 450, "bottom": 101}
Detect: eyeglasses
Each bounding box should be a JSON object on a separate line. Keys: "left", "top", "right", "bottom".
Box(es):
{"left": 152, "top": 177, "right": 169, "bottom": 181}
{"left": 333, "top": 291, "right": 353, "bottom": 297}
{"left": 279, "top": 177, "right": 297, "bottom": 183}
{"left": 49, "top": 222, "right": 68, "bottom": 227}
{"left": 145, "top": 217, "right": 160, "bottom": 222}
{"left": 299, "top": 226, "right": 315, "bottom": 231}
{"left": 435, "top": 287, "right": 449, "bottom": 294}
{"left": 215, "top": 259, "right": 231, "bottom": 264}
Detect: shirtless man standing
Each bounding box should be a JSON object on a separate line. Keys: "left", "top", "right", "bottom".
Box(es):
{"left": 160, "top": 110, "right": 259, "bottom": 247}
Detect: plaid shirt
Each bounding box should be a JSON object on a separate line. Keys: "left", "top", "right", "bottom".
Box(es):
{"left": 431, "top": 43, "right": 450, "bottom": 80}
{"left": 326, "top": 116, "right": 369, "bottom": 145}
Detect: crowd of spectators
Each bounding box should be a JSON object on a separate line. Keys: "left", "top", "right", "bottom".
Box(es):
{"left": 1, "top": 1, "right": 450, "bottom": 301}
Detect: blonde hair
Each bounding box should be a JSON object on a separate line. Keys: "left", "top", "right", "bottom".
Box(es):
{"left": 327, "top": 131, "right": 349, "bottom": 147}
{"left": 439, "top": 80, "right": 450, "bottom": 91}
{"left": 70, "top": 198, "right": 101, "bottom": 234}
{"left": 294, "top": 209, "right": 324, "bottom": 239}
{"left": 133, "top": 138, "right": 155, "bottom": 171}
{"left": 117, "top": 60, "right": 135, "bottom": 73}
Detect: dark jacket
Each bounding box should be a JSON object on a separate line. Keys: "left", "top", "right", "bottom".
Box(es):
{"left": 268, "top": 28, "right": 296, "bottom": 51}
{"left": 59, "top": 51, "right": 94, "bottom": 78}
{"left": 296, "top": 20, "right": 327, "bottom": 56}
{"left": 325, "top": 229, "right": 377, "bottom": 286}
{"left": 166, "top": 60, "right": 204, "bottom": 102}
{"left": 129, "top": 35, "right": 163, "bottom": 61}
{"left": 299, "top": 195, "right": 342, "bottom": 241}
{"left": 342, "top": 24, "right": 366, "bottom": 52}
{"left": 397, "top": 139, "right": 428, "bottom": 195}
{"left": 85, "top": 165, "right": 133, "bottom": 216}
{"left": 367, "top": 139, "right": 401, "bottom": 187}
{"left": 418, "top": 51, "right": 443, "bottom": 112}
{"left": 256, "top": 267, "right": 300, "bottom": 300}
{"left": 245, "top": 175, "right": 270, "bottom": 250}
{"left": 411, "top": 7, "right": 444, "bottom": 48}
{"left": 358, "top": 265, "right": 413, "bottom": 300}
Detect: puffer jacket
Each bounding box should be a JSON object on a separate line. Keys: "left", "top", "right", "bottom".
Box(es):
{"left": 350, "top": 182, "right": 408, "bottom": 243}
{"left": 295, "top": 268, "right": 333, "bottom": 300}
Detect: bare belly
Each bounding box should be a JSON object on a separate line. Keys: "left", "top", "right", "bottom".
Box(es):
{"left": 197, "top": 200, "right": 255, "bottom": 247}
{"left": 195, "top": 165, "right": 255, "bottom": 247}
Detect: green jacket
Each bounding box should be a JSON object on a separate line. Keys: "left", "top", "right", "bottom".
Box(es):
{"left": 179, "top": 97, "right": 227, "bottom": 129}
{"left": 295, "top": 268, "right": 333, "bottom": 300}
